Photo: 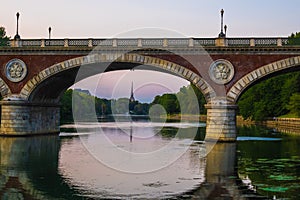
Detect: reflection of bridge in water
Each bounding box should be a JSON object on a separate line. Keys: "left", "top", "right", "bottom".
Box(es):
{"left": 0, "top": 136, "right": 262, "bottom": 199}
{"left": 263, "top": 118, "right": 300, "bottom": 135}
{"left": 0, "top": 37, "right": 300, "bottom": 142}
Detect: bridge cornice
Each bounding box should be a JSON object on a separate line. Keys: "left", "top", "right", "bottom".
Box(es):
{"left": 1, "top": 46, "right": 300, "bottom": 55}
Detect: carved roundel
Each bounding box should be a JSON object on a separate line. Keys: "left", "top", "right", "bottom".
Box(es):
{"left": 5, "top": 59, "right": 28, "bottom": 82}
{"left": 209, "top": 59, "right": 235, "bottom": 84}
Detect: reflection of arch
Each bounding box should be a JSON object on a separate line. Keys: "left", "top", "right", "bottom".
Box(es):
{"left": 227, "top": 56, "right": 300, "bottom": 103}
{"left": 19, "top": 53, "right": 216, "bottom": 103}
{"left": 0, "top": 78, "right": 11, "bottom": 98}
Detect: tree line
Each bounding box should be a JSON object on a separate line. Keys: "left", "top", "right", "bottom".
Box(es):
{"left": 0, "top": 27, "right": 10, "bottom": 46}
{"left": 59, "top": 72, "right": 300, "bottom": 123}
{"left": 60, "top": 89, "right": 150, "bottom": 123}
{"left": 60, "top": 84, "right": 206, "bottom": 123}
{"left": 238, "top": 71, "right": 300, "bottom": 120}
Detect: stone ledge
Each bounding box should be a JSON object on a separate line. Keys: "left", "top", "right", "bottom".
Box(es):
{"left": 0, "top": 100, "right": 60, "bottom": 107}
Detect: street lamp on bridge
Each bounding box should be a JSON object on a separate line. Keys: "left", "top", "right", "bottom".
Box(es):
{"left": 48, "top": 27, "right": 52, "bottom": 40}
{"left": 14, "top": 12, "right": 21, "bottom": 40}
{"left": 218, "top": 9, "right": 226, "bottom": 38}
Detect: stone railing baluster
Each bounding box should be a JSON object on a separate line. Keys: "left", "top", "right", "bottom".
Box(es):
{"left": 277, "top": 38, "right": 282, "bottom": 47}
{"left": 64, "top": 39, "right": 69, "bottom": 47}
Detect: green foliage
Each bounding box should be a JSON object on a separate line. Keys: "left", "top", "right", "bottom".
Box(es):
{"left": 238, "top": 72, "right": 300, "bottom": 120}
{"left": 110, "top": 98, "right": 149, "bottom": 115}
{"left": 60, "top": 89, "right": 112, "bottom": 123}
{"left": 95, "top": 97, "right": 111, "bottom": 115}
{"left": 288, "top": 32, "right": 300, "bottom": 45}
{"left": 60, "top": 89, "right": 149, "bottom": 123}
{"left": 72, "top": 90, "right": 96, "bottom": 120}
{"left": 133, "top": 103, "right": 149, "bottom": 115}
{"left": 152, "top": 93, "right": 180, "bottom": 114}
{"left": 60, "top": 89, "right": 73, "bottom": 123}
{"left": 111, "top": 98, "right": 130, "bottom": 114}
{"left": 151, "top": 84, "right": 206, "bottom": 115}
{"left": 60, "top": 83, "right": 206, "bottom": 123}
{"left": 286, "top": 93, "right": 300, "bottom": 117}
{"left": 0, "top": 27, "right": 10, "bottom": 46}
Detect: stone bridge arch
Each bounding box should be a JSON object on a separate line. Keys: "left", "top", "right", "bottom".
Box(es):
{"left": 227, "top": 56, "right": 300, "bottom": 103}
{"left": 0, "top": 79, "right": 11, "bottom": 98}
{"left": 20, "top": 53, "right": 216, "bottom": 103}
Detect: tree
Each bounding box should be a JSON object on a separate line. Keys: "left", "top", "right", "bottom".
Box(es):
{"left": 111, "top": 98, "right": 130, "bottom": 114}
{"left": 0, "top": 27, "right": 10, "bottom": 46}
{"left": 133, "top": 103, "right": 149, "bottom": 115}
{"left": 238, "top": 71, "right": 300, "bottom": 120}
{"left": 151, "top": 93, "right": 179, "bottom": 114}
{"left": 288, "top": 32, "right": 300, "bottom": 45}
{"left": 286, "top": 93, "right": 300, "bottom": 117}
{"left": 60, "top": 89, "right": 73, "bottom": 123}
{"left": 177, "top": 84, "right": 206, "bottom": 114}
{"left": 150, "top": 84, "right": 206, "bottom": 115}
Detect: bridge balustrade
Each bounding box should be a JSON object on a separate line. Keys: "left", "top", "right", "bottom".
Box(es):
{"left": 67, "top": 39, "right": 89, "bottom": 46}
{"left": 227, "top": 38, "right": 251, "bottom": 46}
{"left": 141, "top": 39, "right": 164, "bottom": 46}
{"left": 193, "top": 38, "right": 216, "bottom": 46}
{"left": 92, "top": 39, "right": 113, "bottom": 46}
{"left": 44, "top": 39, "right": 65, "bottom": 46}
{"left": 6, "top": 37, "right": 298, "bottom": 48}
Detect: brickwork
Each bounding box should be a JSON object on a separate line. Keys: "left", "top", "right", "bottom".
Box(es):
{"left": 0, "top": 101, "right": 60, "bottom": 135}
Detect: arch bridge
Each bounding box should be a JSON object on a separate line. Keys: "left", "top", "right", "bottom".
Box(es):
{"left": 0, "top": 37, "right": 300, "bottom": 141}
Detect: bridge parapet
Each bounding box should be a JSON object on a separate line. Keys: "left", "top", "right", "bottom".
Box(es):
{"left": 7, "top": 37, "right": 294, "bottom": 48}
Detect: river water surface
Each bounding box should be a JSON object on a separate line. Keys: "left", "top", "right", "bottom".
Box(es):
{"left": 0, "top": 117, "right": 299, "bottom": 199}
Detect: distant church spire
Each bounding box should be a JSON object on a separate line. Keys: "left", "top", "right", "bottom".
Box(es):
{"left": 129, "top": 81, "right": 135, "bottom": 102}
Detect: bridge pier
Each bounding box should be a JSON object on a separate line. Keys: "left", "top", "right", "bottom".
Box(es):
{"left": 0, "top": 100, "right": 60, "bottom": 136}
{"left": 205, "top": 98, "right": 238, "bottom": 142}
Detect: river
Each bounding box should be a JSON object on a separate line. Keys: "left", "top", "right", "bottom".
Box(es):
{"left": 0, "top": 116, "right": 299, "bottom": 199}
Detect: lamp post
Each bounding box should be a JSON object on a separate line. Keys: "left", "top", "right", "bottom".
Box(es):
{"left": 48, "top": 27, "right": 52, "bottom": 40}
{"left": 14, "top": 12, "right": 21, "bottom": 40}
{"left": 224, "top": 25, "right": 227, "bottom": 37}
{"left": 218, "top": 9, "right": 226, "bottom": 38}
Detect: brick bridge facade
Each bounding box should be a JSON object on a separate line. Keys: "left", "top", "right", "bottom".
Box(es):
{"left": 0, "top": 38, "right": 300, "bottom": 141}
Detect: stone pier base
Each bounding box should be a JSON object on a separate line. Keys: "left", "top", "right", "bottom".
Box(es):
{"left": 205, "top": 98, "right": 238, "bottom": 142}
{"left": 0, "top": 100, "right": 60, "bottom": 136}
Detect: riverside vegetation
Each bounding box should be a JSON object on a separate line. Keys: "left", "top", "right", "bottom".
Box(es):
{"left": 61, "top": 70, "right": 300, "bottom": 123}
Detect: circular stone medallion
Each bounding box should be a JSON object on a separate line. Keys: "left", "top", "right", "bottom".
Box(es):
{"left": 5, "top": 59, "right": 27, "bottom": 82}
{"left": 209, "top": 59, "right": 235, "bottom": 84}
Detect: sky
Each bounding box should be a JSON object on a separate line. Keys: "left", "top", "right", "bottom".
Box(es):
{"left": 1, "top": 0, "right": 300, "bottom": 102}
{"left": 2, "top": 0, "right": 299, "bottom": 38}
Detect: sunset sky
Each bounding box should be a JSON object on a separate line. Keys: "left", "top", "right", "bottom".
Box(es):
{"left": 1, "top": 0, "right": 299, "bottom": 102}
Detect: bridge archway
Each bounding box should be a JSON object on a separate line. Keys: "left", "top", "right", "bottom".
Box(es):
{"left": 227, "top": 56, "right": 300, "bottom": 103}
{"left": 0, "top": 79, "right": 11, "bottom": 98}
{"left": 20, "top": 53, "right": 216, "bottom": 103}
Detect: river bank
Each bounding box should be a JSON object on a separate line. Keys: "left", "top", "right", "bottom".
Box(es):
{"left": 167, "top": 114, "right": 300, "bottom": 135}
{"left": 167, "top": 114, "right": 207, "bottom": 122}
{"left": 236, "top": 116, "right": 300, "bottom": 135}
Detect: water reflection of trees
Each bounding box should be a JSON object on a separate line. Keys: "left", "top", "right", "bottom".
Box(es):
{"left": 237, "top": 130, "right": 300, "bottom": 199}
{"left": 0, "top": 136, "right": 85, "bottom": 200}
{"left": 159, "top": 126, "right": 205, "bottom": 141}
